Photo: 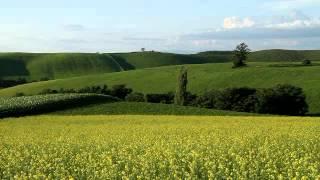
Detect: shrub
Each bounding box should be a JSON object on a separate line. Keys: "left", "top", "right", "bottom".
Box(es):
{"left": 215, "top": 87, "right": 257, "bottom": 112}
{"left": 40, "top": 89, "right": 59, "bottom": 94}
{"left": 185, "top": 92, "right": 198, "bottom": 106}
{"left": 255, "top": 84, "right": 308, "bottom": 115}
{"left": 40, "top": 77, "right": 50, "bottom": 81}
{"left": 146, "top": 92, "right": 174, "bottom": 104}
{"left": 302, "top": 59, "right": 311, "bottom": 65}
{"left": 196, "top": 90, "right": 220, "bottom": 109}
{"left": 110, "top": 85, "right": 133, "bottom": 100}
{"left": 126, "top": 92, "right": 145, "bottom": 102}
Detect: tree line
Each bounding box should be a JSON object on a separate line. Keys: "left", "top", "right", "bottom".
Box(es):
{"left": 23, "top": 81, "right": 308, "bottom": 116}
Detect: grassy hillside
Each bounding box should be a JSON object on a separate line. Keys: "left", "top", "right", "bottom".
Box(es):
{"left": 0, "top": 53, "right": 123, "bottom": 80}
{"left": 2, "top": 50, "right": 319, "bottom": 80}
{"left": 110, "top": 51, "right": 214, "bottom": 69}
{"left": 248, "top": 49, "right": 320, "bottom": 62}
{"left": 1, "top": 62, "right": 320, "bottom": 113}
{"left": 197, "top": 49, "right": 320, "bottom": 62}
{"left": 54, "top": 102, "right": 253, "bottom": 116}
{"left": 195, "top": 51, "right": 234, "bottom": 62}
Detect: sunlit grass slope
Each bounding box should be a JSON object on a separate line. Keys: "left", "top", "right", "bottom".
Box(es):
{"left": 1, "top": 62, "right": 320, "bottom": 112}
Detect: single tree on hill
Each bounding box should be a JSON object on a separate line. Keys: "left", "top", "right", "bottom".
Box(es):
{"left": 175, "top": 66, "right": 188, "bottom": 106}
{"left": 233, "top": 42, "right": 250, "bottom": 68}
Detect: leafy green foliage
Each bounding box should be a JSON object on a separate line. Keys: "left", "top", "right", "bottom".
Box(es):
{"left": 0, "top": 94, "right": 117, "bottom": 118}
{"left": 256, "top": 84, "right": 308, "bottom": 115}
{"left": 145, "top": 93, "right": 174, "bottom": 104}
{"left": 174, "top": 67, "right": 188, "bottom": 106}
{"left": 110, "top": 84, "right": 133, "bottom": 100}
{"left": 215, "top": 87, "right": 257, "bottom": 113}
{"left": 54, "top": 102, "right": 253, "bottom": 116}
{"left": 233, "top": 43, "right": 250, "bottom": 68}
{"left": 302, "top": 59, "right": 312, "bottom": 65}
{"left": 125, "top": 92, "right": 145, "bottom": 102}
{"left": 196, "top": 85, "right": 308, "bottom": 115}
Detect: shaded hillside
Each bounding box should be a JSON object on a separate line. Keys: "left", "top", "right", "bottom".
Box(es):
{"left": 0, "top": 53, "right": 123, "bottom": 80}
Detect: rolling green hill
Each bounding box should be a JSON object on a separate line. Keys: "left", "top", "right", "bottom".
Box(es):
{"left": 248, "top": 49, "right": 320, "bottom": 62}
{"left": 196, "top": 49, "right": 320, "bottom": 62}
{"left": 1, "top": 62, "right": 320, "bottom": 113}
{"left": 1, "top": 50, "right": 319, "bottom": 81}
{"left": 53, "top": 102, "right": 253, "bottom": 116}
{"left": 110, "top": 51, "right": 214, "bottom": 69}
{"left": 0, "top": 53, "right": 123, "bottom": 80}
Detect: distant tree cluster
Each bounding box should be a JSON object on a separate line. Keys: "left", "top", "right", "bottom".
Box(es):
{"left": 302, "top": 59, "right": 312, "bottom": 65}
{"left": 195, "top": 85, "right": 308, "bottom": 116}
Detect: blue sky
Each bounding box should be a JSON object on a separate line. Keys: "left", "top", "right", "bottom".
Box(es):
{"left": 0, "top": 0, "right": 320, "bottom": 53}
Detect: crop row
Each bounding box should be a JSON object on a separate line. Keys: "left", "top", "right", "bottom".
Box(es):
{"left": 0, "top": 94, "right": 117, "bottom": 118}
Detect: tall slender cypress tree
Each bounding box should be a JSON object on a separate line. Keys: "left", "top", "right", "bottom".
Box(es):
{"left": 174, "top": 66, "right": 188, "bottom": 106}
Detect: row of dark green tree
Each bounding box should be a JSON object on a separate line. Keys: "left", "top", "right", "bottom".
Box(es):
{"left": 173, "top": 65, "right": 308, "bottom": 115}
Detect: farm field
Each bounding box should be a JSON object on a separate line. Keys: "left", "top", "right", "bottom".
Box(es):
{"left": 0, "top": 94, "right": 117, "bottom": 118}
{"left": 2, "top": 62, "right": 320, "bottom": 113}
{"left": 0, "top": 115, "right": 319, "bottom": 179}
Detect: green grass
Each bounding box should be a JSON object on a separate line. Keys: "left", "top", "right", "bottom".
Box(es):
{"left": 0, "top": 52, "right": 212, "bottom": 80}
{"left": 0, "top": 53, "right": 123, "bottom": 80}
{"left": 53, "top": 102, "right": 253, "bottom": 116}
{"left": 197, "top": 49, "right": 320, "bottom": 62}
{"left": 1, "top": 62, "right": 320, "bottom": 113}
{"left": 1, "top": 115, "right": 319, "bottom": 178}
{"left": 0, "top": 94, "right": 117, "bottom": 118}
{"left": 111, "top": 51, "right": 215, "bottom": 69}
{"left": 1, "top": 50, "right": 319, "bottom": 80}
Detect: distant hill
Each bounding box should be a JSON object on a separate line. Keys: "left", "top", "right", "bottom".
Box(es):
{"left": 110, "top": 51, "right": 214, "bottom": 69}
{"left": 1, "top": 62, "right": 320, "bottom": 113}
{"left": 196, "top": 49, "right": 320, "bottom": 62}
{"left": 0, "top": 52, "right": 212, "bottom": 80}
{"left": 248, "top": 49, "right": 320, "bottom": 62}
{"left": 1, "top": 50, "right": 319, "bottom": 80}
{"left": 0, "top": 53, "right": 123, "bottom": 80}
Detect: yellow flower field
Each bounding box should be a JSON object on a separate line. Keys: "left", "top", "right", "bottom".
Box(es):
{"left": 0, "top": 115, "right": 319, "bottom": 179}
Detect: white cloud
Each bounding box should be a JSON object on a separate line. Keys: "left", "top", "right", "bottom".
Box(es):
{"left": 223, "top": 17, "right": 255, "bottom": 29}
{"left": 264, "top": 0, "right": 320, "bottom": 10}
{"left": 265, "top": 19, "right": 320, "bottom": 29}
